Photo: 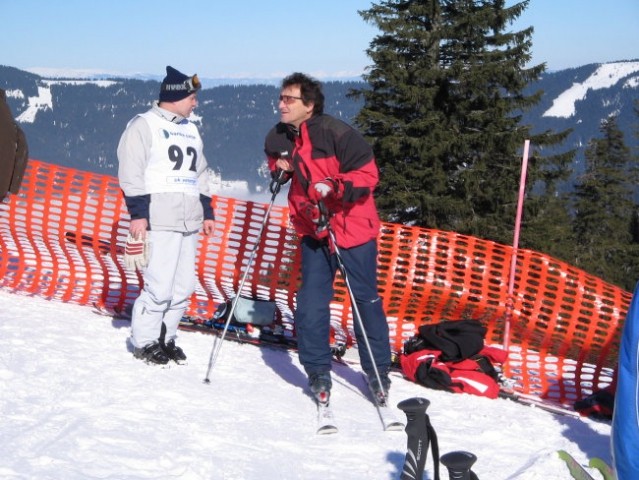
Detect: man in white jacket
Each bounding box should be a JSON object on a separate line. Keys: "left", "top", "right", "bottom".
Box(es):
{"left": 118, "top": 66, "right": 215, "bottom": 365}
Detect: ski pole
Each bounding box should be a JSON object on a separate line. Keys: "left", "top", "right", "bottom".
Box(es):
{"left": 440, "top": 451, "right": 478, "bottom": 480}
{"left": 318, "top": 201, "right": 389, "bottom": 405}
{"left": 397, "top": 397, "right": 433, "bottom": 480}
{"left": 203, "top": 167, "right": 286, "bottom": 383}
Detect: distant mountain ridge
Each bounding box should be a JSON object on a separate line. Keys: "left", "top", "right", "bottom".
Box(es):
{"left": 1, "top": 61, "right": 638, "bottom": 190}
{"left": 521, "top": 61, "right": 639, "bottom": 177}
{"left": 21, "top": 66, "right": 365, "bottom": 88}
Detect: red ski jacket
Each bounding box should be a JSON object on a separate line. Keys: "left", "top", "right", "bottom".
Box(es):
{"left": 400, "top": 346, "right": 508, "bottom": 399}
{"left": 265, "top": 115, "right": 381, "bottom": 248}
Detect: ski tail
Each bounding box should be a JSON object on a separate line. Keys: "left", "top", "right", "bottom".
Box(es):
{"left": 557, "top": 451, "right": 595, "bottom": 480}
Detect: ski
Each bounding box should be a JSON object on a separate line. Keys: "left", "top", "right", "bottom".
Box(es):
{"left": 557, "top": 450, "right": 596, "bottom": 480}
{"left": 186, "top": 314, "right": 403, "bottom": 432}
{"left": 64, "top": 231, "right": 124, "bottom": 255}
{"left": 92, "top": 303, "right": 131, "bottom": 320}
{"left": 588, "top": 457, "right": 614, "bottom": 480}
{"left": 316, "top": 400, "right": 338, "bottom": 435}
{"left": 376, "top": 402, "right": 405, "bottom": 431}
{"left": 179, "top": 315, "right": 348, "bottom": 361}
{"left": 499, "top": 390, "right": 581, "bottom": 418}
{"left": 363, "top": 373, "right": 405, "bottom": 431}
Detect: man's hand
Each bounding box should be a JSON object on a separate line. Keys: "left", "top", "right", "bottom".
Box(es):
{"left": 202, "top": 219, "right": 215, "bottom": 238}
{"left": 308, "top": 180, "right": 335, "bottom": 203}
{"left": 128, "top": 218, "right": 148, "bottom": 239}
{"left": 274, "top": 158, "right": 293, "bottom": 172}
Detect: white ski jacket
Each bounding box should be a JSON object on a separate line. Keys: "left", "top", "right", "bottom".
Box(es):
{"left": 117, "top": 102, "right": 213, "bottom": 233}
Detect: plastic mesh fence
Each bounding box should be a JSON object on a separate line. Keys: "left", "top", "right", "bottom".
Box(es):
{"left": 0, "top": 160, "right": 630, "bottom": 404}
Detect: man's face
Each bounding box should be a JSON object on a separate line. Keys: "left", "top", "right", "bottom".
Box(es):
{"left": 278, "top": 85, "right": 313, "bottom": 128}
{"left": 164, "top": 93, "right": 198, "bottom": 118}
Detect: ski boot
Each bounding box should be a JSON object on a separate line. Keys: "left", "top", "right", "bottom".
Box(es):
{"left": 133, "top": 341, "right": 170, "bottom": 365}
{"left": 309, "top": 372, "right": 332, "bottom": 404}
{"left": 161, "top": 339, "right": 187, "bottom": 364}
{"left": 367, "top": 370, "right": 391, "bottom": 406}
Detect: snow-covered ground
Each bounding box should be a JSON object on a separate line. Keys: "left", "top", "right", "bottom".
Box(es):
{"left": 0, "top": 290, "right": 612, "bottom": 479}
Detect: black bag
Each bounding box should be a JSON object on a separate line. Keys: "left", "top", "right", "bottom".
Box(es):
{"left": 411, "top": 320, "right": 487, "bottom": 362}
{"left": 212, "top": 297, "right": 277, "bottom": 326}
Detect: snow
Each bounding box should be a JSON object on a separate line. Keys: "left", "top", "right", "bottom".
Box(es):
{"left": 543, "top": 61, "right": 639, "bottom": 118}
{"left": 15, "top": 86, "right": 52, "bottom": 124}
{"left": 625, "top": 76, "right": 639, "bottom": 89}
{"left": 14, "top": 80, "right": 118, "bottom": 124}
{"left": 4, "top": 89, "right": 25, "bottom": 100}
{"left": 0, "top": 289, "right": 613, "bottom": 479}
{"left": 209, "top": 170, "right": 290, "bottom": 206}
{"left": 25, "top": 67, "right": 128, "bottom": 79}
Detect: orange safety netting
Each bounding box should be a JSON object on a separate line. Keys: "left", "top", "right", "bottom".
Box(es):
{"left": 0, "top": 160, "right": 630, "bottom": 405}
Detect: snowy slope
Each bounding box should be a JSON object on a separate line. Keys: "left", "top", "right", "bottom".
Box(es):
{"left": 543, "top": 61, "right": 639, "bottom": 118}
{"left": 0, "top": 290, "right": 612, "bottom": 480}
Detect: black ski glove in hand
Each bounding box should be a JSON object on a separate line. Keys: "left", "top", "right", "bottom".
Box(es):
{"left": 124, "top": 233, "right": 150, "bottom": 270}
{"left": 269, "top": 169, "right": 291, "bottom": 194}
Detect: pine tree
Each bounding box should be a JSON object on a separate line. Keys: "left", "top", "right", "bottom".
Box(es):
{"left": 352, "top": 0, "right": 573, "bottom": 249}
{"left": 572, "top": 115, "right": 639, "bottom": 290}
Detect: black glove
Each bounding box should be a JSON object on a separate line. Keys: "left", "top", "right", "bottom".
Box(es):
{"left": 270, "top": 169, "right": 291, "bottom": 194}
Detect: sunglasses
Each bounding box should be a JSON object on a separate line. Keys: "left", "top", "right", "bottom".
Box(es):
{"left": 279, "top": 94, "right": 303, "bottom": 105}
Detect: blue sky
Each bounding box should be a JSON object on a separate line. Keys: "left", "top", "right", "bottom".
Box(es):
{"left": 3, "top": 0, "right": 637, "bottom": 80}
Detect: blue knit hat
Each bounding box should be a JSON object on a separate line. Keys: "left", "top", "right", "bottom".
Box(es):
{"left": 159, "top": 66, "right": 201, "bottom": 102}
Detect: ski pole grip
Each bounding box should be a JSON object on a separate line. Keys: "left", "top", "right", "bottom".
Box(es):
{"left": 397, "top": 397, "right": 431, "bottom": 480}
{"left": 316, "top": 200, "right": 330, "bottom": 232}
{"left": 440, "top": 451, "right": 478, "bottom": 480}
{"left": 397, "top": 396, "right": 430, "bottom": 419}
{"left": 317, "top": 199, "right": 329, "bottom": 218}
{"left": 270, "top": 168, "right": 286, "bottom": 195}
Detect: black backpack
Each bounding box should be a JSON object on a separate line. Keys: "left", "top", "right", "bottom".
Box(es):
{"left": 404, "top": 319, "right": 487, "bottom": 362}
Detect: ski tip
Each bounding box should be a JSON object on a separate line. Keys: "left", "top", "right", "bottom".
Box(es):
{"left": 557, "top": 450, "right": 575, "bottom": 461}
{"left": 588, "top": 457, "right": 611, "bottom": 466}
{"left": 557, "top": 450, "right": 597, "bottom": 480}
{"left": 588, "top": 457, "right": 614, "bottom": 480}
{"left": 316, "top": 425, "right": 339, "bottom": 435}
{"left": 557, "top": 450, "right": 575, "bottom": 463}
{"left": 316, "top": 400, "right": 337, "bottom": 434}
{"left": 383, "top": 421, "right": 405, "bottom": 431}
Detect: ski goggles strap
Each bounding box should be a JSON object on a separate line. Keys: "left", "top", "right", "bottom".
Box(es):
{"left": 161, "top": 74, "right": 201, "bottom": 94}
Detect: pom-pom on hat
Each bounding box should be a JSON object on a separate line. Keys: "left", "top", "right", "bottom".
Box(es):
{"left": 159, "top": 66, "right": 201, "bottom": 103}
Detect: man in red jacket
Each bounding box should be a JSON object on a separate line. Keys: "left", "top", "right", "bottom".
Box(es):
{"left": 264, "top": 72, "right": 391, "bottom": 406}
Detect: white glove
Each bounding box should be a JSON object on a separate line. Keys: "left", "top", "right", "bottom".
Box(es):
{"left": 313, "top": 181, "right": 333, "bottom": 198}
{"left": 124, "top": 233, "right": 150, "bottom": 270}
